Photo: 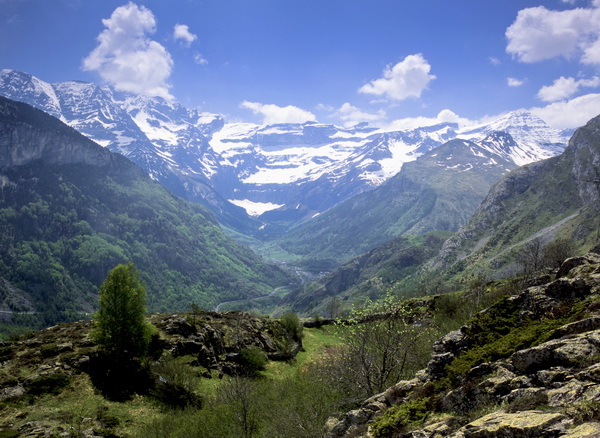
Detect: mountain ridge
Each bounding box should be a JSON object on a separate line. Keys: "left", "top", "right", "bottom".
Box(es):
{"left": 0, "top": 69, "right": 569, "bottom": 237}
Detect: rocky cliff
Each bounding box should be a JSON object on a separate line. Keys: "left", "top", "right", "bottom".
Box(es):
{"left": 0, "top": 96, "right": 133, "bottom": 172}
{"left": 325, "top": 252, "right": 600, "bottom": 437}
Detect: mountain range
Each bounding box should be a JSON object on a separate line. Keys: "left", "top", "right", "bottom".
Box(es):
{"left": 284, "top": 112, "right": 600, "bottom": 316}
{"left": 0, "top": 96, "right": 293, "bottom": 326}
{"left": 0, "top": 69, "right": 569, "bottom": 238}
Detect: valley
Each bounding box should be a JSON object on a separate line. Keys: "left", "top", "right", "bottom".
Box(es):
{"left": 0, "top": 70, "right": 599, "bottom": 438}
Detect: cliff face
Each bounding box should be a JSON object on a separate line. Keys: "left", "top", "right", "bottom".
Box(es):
{"left": 0, "top": 96, "right": 134, "bottom": 172}
{"left": 326, "top": 252, "right": 600, "bottom": 438}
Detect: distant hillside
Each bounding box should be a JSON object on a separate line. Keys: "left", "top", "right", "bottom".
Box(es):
{"left": 0, "top": 96, "right": 294, "bottom": 327}
{"left": 277, "top": 138, "right": 516, "bottom": 266}
{"left": 434, "top": 112, "right": 600, "bottom": 278}
{"left": 282, "top": 232, "right": 450, "bottom": 315}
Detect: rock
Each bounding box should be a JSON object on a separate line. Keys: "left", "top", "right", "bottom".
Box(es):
{"left": 164, "top": 317, "right": 196, "bottom": 336}
{"left": 561, "top": 422, "right": 600, "bottom": 437}
{"left": 56, "top": 342, "right": 73, "bottom": 353}
{"left": 510, "top": 330, "right": 600, "bottom": 373}
{"left": 456, "top": 411, "right": 567, "bottom": 437}
{"left": 547, "top": 380, "right": 587, "bottom": 407}
{"left": 557, "top": 254, "right": 600, "bottom": 278}
{"left": 552, "top": 316, "right": 600, "bottom": 339}
{"left": 536, "top": 367, "right": 569, "bottom": 386}
{"left": 0, "top": 384, "right": 24, "bottom": 401}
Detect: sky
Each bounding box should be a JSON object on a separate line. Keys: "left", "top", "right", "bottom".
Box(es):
{"left": 2, "top": 0, "right": 600, "bottom": 130}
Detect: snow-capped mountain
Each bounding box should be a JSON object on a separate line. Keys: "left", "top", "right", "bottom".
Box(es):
{"left": 458, "top": 110, "right": 566, "bottom": 166}
{"left": 0, "top": 69, "right": 570, "bottom": 235}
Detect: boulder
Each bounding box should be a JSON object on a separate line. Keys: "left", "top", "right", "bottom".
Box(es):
{"left": 561, "top": 422, "right": 600, "bottom": 437}
{"left": 455, "top": 411, "right": 567, "bottom": 437}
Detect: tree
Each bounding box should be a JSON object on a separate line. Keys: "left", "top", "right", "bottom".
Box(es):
{"left": 92, "top": 262, "right": 153, "bottom": 359}
{"left": 319, "top": 293, "right": 437, "bottom": 401}
{"left": 542, "top": 237, "right": 576, "bottom": 270}
{"left": 516, "top": 238, "right": 544, "bottom": 278}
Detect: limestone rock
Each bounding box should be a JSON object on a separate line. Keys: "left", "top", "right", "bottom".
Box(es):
{"left": 510, "top": 330, "right": 600, "bottom": 373}
{"left": 455, "top": 411, "right": 567, "bottom": 437}
{"left": 561, "top": 422, "right": 600, "bottom": 437}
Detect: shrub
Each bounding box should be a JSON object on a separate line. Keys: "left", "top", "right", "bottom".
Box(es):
{"left": 40, "top": 343, "right": 58, "bottom": 358}
{"left": 151, "top": 356, "right": 202, "bottom": 409}
{"left": 238, "top": 346, "right": 268, "bottom": 375}
{"left": 371, "top": 398, "right": 430, "bottom": 437}
{"left": 280, "top": 312, "right": 303, "bottom": 342}
{"left": 25, "top": 372, "right": 70, "bottom": 396}
{"left": 0, "top": 345, "right": 15, "bottom": 362}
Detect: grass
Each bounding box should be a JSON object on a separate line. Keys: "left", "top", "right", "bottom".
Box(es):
{"left": 9, "top": 372, "right": 161, "bottom": 437}
{"left": 262, "top": 325, "right": 342, "bottom": 380}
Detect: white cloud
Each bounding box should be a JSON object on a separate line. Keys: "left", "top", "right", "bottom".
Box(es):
{"left": 384, "top": 109, "right": 474, "bottom": 131}
{"left": 194, "top": 52, "right": 208, "bottom": 65}
{"left": 530, "top": 93, "right": 600, "bottom": 129}
{"left": 489, "top": 57, "right": 502, "bottom": 66}
{"left": 240, "top": 101, "right": 317, "bottom": 124}
{"left": 506, "top": 4, "right": 600, "bottom": 64}
{"left": 507, "top": 77, "right": 525, "bottom": 87}
{"left": 536, "top": 76, "right": 600, "bottom": 102}
{"left": 358, "top": 54, "right": 436, "bottom": 100}
{"left": 82, "top": 2, "right": 173, "bottom": 100}
{"left": 173, "top": 24, "right": 197, "bottom": 47}
{"left": 332, "top": 103, "right": 386, "bottom": 127}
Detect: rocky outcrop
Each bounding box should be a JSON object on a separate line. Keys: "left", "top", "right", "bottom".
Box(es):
{"left": 0, "top": 96, "right": 132, "bottom": 171}
{"left": 325, "top": 253, "right": 600, "bottom": 437}
{"left": 151, "top": 311, "right": 301, "bottom": 371}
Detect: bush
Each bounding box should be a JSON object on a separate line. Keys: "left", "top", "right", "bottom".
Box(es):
{"left": 371, "top": 398, "right": 430, "bottom": 437}
{"left": 280, "top": 312, "right": 303, "bottom": 342}
{"left": 238, "top": 346, "right": 268, "bottom": 375}
{"left": 151, "top": 356, "right": 202, "bottom": 409}
{"left": 25, "top": 373, "right": 70, "bottom": 396}
{"left": 40, "top": 343, "right": 59, "bottom": 358}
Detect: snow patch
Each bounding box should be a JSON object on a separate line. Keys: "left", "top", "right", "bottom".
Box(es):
{"left": 228, "top": 199, "right": 284, "bottom": 216}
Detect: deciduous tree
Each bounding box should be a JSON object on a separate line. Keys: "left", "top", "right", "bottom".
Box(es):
{"left": 92, "top": 262, "right": 153, "bottom": 359}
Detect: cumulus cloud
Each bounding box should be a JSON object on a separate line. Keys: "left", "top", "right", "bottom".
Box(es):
{"left": 333, "top": 103, "right": 386, "bottom": 127}
{"left": 384, "top": 109, "right": 474, "bottom": 131}
{"left": 82, "top": 2, "right": 173, "bottom": 99}
{"left": 358, "top": 54, "right": 436, "bottom": 100}
{"left": 506, "top": 4, "right": 600, "bottom": 64}
{"left": 537, "top": 76, "right": 600, "bottom": 102}
{"left": 489, "top": 56, "right": 502, "bottom": 66}
{"left": 530, "top": 93, "right": 600, "bottom": 129}
{"left": 240, "top": 101, "right": 317, "bottom": 124}
{"left": 173, "top": 24, "right": 197, "bottom": 47}
{"left": 507, "top": 77, "right": 525, "bottom": 87}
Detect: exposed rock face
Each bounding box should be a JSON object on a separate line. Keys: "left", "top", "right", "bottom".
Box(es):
{"left": 151, "top": 311, "right": 301, "bottom": 369}
{"left": 324, "top": 253, "right": 600, "bottom": 438}
{"left": 0, "top": 96, "right": 130, "bottom": 171}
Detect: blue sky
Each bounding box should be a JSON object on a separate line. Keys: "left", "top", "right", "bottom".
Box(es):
{"left": 2, "top": 0, "right": 600, "bottom": 129}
